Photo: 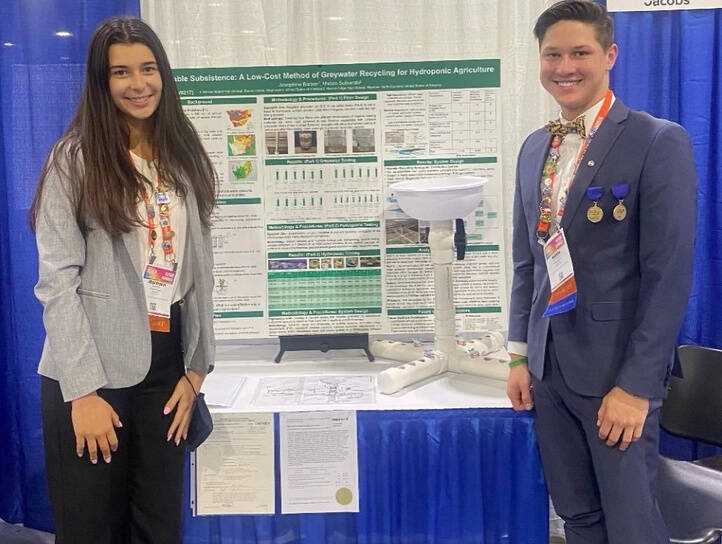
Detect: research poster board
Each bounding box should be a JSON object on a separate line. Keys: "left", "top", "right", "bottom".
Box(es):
{"left": 175, "top": 60, "right": 507, "bottom": 340}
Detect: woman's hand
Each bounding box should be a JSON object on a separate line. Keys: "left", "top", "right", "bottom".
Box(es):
{"left": 71, "top": 392, "right": 122, "bottom": 464}
{"left": 164, "top": 370, "right": 205, "bottom": 446}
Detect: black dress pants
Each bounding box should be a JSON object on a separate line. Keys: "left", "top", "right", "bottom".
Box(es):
{"left": 42, "top": 306, "right": 186, "bottom": 544}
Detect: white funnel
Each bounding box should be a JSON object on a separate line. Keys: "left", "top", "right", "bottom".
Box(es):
{"left": 390, "top": 176, "right": 486, "bottom": 221}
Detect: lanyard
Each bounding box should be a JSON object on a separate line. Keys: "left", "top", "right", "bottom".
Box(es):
{"left": 536, "top": 89, "right": 613, "bottom": 243}
{"left": 129, "top": 152, "right": 176, "bottom": 265}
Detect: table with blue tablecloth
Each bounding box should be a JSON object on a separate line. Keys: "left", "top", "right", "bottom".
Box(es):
{"left": 181, "top": 346, "right": 549, "bottom": 544}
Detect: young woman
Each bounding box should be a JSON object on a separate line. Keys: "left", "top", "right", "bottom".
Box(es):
{"left": 30, "top": 17, "right": 216, "bottom": 544}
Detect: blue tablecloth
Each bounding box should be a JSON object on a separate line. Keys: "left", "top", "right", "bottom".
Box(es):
{"left": 183, "top": 408, "right": 548, "bottom": 544}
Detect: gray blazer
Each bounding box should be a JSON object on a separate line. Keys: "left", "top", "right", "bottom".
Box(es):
{"left": 35, "top": 150, "right": 215, "bottom": 401}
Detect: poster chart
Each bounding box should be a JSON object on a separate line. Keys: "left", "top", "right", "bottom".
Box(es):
{"left": 176, "top": 60, "right": 507, "bottom": 339}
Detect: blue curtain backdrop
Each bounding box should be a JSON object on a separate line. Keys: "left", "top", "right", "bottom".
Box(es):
{"left": 610, "top": 6, "right": 722, "bottom": 460}
{"left": 0, "top": 0, "right": 140, "bottom": 530}
{"left": 1, "top": 0, "right": 721, "bottom": 534}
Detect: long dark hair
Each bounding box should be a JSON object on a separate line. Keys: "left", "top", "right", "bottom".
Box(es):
{"left": 30, "top": 17, "right": 216, "bottom": 233}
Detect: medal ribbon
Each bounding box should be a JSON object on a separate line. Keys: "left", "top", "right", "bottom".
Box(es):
{"left": 611, "top": 183, "right": 629, "bottom": 200}
{"left": 536, "top": 89, "right": 614, "bottom": 243}
{"left": 586, "top": 186, "right": 603, "bottom": 202}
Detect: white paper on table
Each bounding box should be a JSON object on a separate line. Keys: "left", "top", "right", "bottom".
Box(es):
{"left": 485, "top": 348, "right": 510, "bottom": 362}
{"left": 252, "top": 375, "right": 375, "bottom": 407}
{"left": 280, "top": 410, "right": 359, "bottom": 514}
{"left": 201, "top": 373, "right": 246, "bottom": 407}
{"left": 192, "top": 412, "right": 275, "bottom": 515}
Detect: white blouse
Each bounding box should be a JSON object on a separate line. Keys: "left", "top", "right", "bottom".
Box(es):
{"left": 131, "top": 151, "right": 192, "bottom": 304}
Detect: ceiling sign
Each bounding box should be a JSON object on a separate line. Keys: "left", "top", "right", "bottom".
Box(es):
{"left": 608, "top": 0, "right": 722, "bottom": 11}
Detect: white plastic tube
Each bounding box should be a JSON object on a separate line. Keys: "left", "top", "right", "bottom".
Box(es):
{"left": 370, "top": 339, "right": 425, "bottom": 362}
{"left": 376, "top": 353, "right": 447, "bottom": 394}
{"left": 452, "top": 349, "right": 510, "bottom": 381}
{"left": 430, "top": 221, "right": 457, "bottom": 355}
{"left": 375, "top": 219, "right": 509, "bottom": 394}
{"left": 449, "top": 332, "right": 508, "bottom": 379}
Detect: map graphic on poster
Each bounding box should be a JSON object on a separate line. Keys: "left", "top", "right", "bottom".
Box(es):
{"left": 175, "top": 60, "right": 506, "bottom": 339}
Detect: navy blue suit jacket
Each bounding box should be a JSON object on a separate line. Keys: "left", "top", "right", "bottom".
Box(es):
{"left": 508, "top": 98, "right": 697, "bottom": 399}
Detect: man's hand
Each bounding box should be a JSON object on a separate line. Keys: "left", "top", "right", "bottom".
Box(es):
{"left": 506, "top": 356, "right": 533, "bottom": 411}
{"left": 597, "top": 386, "right": 649, "bottom": 451}
{"left": 71, "top": 392, "right": 122, "bottom": 464}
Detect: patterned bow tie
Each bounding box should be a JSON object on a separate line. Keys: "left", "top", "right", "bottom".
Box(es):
{"left": 546, "top": 116, "right": 586, "bottom": 139}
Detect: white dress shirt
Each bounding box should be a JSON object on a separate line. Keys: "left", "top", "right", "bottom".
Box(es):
{"left": 507, "top": 94, "right": 616, "bottom": 358}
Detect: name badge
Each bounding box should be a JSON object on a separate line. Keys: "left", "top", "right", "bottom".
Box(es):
{"left": 143, "top": 264, "right": 176, "bottom": 332}
{"left": 542, "top": 229, "right": 578, "bottom": 317}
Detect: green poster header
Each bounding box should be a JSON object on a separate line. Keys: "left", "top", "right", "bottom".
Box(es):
{"left": 387, "top": 306, "right": 501, "bottom": 315}
{"left": 214, "top": 311, "right": 264, "bottom": 318}
{"left": 384, "top": 157, "right": 497, "bottom": 167}
{"left": 264, "top": 93, "right": 376, "bottom": 103}
{"left": 216, "top": 198, "right": 262, "bottom": 205}
{"left": 268, "top": 269, "right": 381, "bottom": 279}
{"left": 386, "top": 246, "right": 430, "bottom": 254}
{"left": 180, "top": 97, "right": 257, "bottom": 105}
{"left": 174, "top": 59, "right": 500, "bottom": 96}
{"left": 387, "top": 308, "right": 434, "bottom": 316}
{"left": 265, "top": 156, "right": 377, "bottom": 166}
{"left": 268, "top": 221, "right": 380, "bottom": 231}
{"left": 269, "top": 308, "right": 381, "bottom": 317}
{"left": 268, "top": 249, "right": 380, "bottom": 258}
{"left": 386, "top": 244, "right": 498, "bottom": 254}
{"left": 466, "top": 244, "right": 500, "bottom": 252}
{"left": 455, "top": 306, "right": 502, "bottom": 313}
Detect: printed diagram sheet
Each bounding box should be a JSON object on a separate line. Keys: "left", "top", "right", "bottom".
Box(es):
{"left": 252, "top": 375, "right": 376, "bottom": 407}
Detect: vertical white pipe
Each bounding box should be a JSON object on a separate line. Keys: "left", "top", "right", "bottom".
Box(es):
{"left": 428, "top": 220, "right": 456, "bottom": 354}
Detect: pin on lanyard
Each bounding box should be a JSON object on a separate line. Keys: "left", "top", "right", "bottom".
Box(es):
{"left": 536, "top": 89, "right": 614, "bottom": 243}
{"left": 129, "top": 153, "right": 176, "bottom": 267}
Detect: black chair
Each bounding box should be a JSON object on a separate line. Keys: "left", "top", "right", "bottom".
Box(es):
{"left": 657, "top": 345, "right": 722, "bottom": 544}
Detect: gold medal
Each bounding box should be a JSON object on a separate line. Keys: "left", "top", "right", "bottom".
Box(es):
{"left": 613, "top": 202, "right": 627, "bottom": 221}
{"left": 587, "top": 203, "right": 603, "bottom": 223}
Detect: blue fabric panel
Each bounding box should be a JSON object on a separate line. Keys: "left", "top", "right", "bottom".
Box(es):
{"left": 611, "top": 8, "right": 722, "bottom": 350}
{"left": 2, "top": 0, "right": 720, "bottom": 537}
{"left": 183, "top": 409, "right": 548, "bottom": 544}
{"left": 610, "top": 7, "right": 722, "bottom": 461}
{"left": 1, "top": 63, "right": 86, "bottom": 531}
{"left": 0, "top": 0, "right": 140, "bottom": 529}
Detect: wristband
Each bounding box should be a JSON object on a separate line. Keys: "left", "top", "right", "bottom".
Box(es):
{"left": 509, "top": 357, "right": 528, "bottom": 368}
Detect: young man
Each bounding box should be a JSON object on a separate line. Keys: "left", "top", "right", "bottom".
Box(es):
{"left": 506, "top": 2, "right": 697, "bottom": 543}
